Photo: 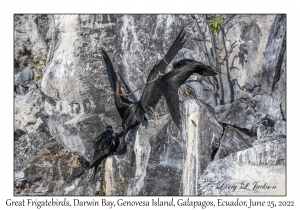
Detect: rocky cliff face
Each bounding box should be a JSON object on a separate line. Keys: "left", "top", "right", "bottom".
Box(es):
{"left": 14, "top": 14, "right": 286, "bottom": 195}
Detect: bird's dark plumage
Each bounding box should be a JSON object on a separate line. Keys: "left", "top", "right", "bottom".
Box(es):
{"left": 89, "top": 132, "right": 121, "bottom": 180}
{"left": 161, "top": 59, "right": 217, "bottom": 128}
{"left": 81, "top": 129, "right": 121, "bottom": 181}
{"left": 93, "top": 125, "right": 115, "bottom": 151}
{"left": 140, "top": 28, "right": 186, "bottom": 118}
{"left": 122, "top": 28, "right": 186, "bottom": 132}
{"left": 102, "top": 50, "right": 134, "bottom": 127}
{"left": 101, "top": 28, "right": 186, "bottom": 137}
{"left": 85, "top": 28, "right": 217, "bottom": 180}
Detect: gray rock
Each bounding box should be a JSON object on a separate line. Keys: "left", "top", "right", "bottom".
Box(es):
{"left": 14, "top": 121, "right": 98, "bottom": 195}
{"left": 14, "top": 129, "right": 26, "bottom": 141}
{"left": 254, "top": 14, "right": 286, "bottom": 96}
{"left": 216, "top": 15, "right": 276, "bottom": 103}
{"left": 271, "top": 51, "right": 286, "bottom": 119}
{"left": 14, "top": 15, "right": 50, "bottom": 72}
{"left": 253, "top": 94, "right": 286, "bottom": 135}
{"left": 138, "top": 99, "right": 223, "bottom": 196}
{"left": 198, "top": 140, "right": 286, "bottom": 195}
{"left": 215, "top": 94, "right": 285, "bottom": 135}
{"left": 138, "top": 117, "right": 183, "bottom": 196}
{"left": 14, "top": 171, "right": 26, "bottom": 188}
{"left": 214, "top": 125, "right": 254, "bottom": 160}
{"left": 14, "top": 89, "right": 43, "bottom": 133}
{"left": 15, "top": 67, "right": 33, "bottom": 86}
{"left": 257, "top": 120, "right": 285, "bottom": 144}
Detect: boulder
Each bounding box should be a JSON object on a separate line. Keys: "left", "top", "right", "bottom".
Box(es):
{"left": 214, "top": 125, "right": 254, "bottom": 160}
{"left": 198, "top": 140, "right": 286, "bottom": 195}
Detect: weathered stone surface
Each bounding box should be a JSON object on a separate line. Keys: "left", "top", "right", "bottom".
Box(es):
{"left": 138, "top": 117, "right": 183, "bottom": 196}
{"left": 214, "top": 125, "right": 254, "bottom": 160}
{"left": 136, "top": 100, "right": 223, "bottom": 196}
{"left": 14, "top": 129, "right": 26, "bottom": 141}
{"left": 254, "top": 15, "right": 286, "bottom": 96}
{"left": 14, "top": 89, "right": 43, "bottom": 133}
{"left": 15, "top": 67, "right": 33, "bottom": 86}
{"left": 256, "top": 119, "right": 285, "bottom": 144}
{"left": 215, "top": 94, "right": 285, "bottom": 135}
{"left": 216, "top": 15, "right": 276, "bottom": 103}
{"left": 14, "top": 15, "right": 51, "bottom": 73}
{"left": 198, "top": 140, "right": 286, "bottom": 195}
{"left": 253, "top": 94, "right": 286, "bottom": 135}
{"left": 271, "top": 51, "right": 286, "bottom": 119}
{"left": 14, "top": 121, "right": 89, "bottom": 195}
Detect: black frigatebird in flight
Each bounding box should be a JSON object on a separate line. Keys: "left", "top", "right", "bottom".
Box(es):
{"left": 81, "top": 28, "right": 218, "bottom": 180}
{"left": 102, "top": 28, "right": 187, "bottom": 136}
{"left": 80, "top": 28, "right": 187, "bottom": 179}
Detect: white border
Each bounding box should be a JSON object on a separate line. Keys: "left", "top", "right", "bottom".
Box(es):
{"left": 2, "top": 0, "right": 299, "bottom": 209}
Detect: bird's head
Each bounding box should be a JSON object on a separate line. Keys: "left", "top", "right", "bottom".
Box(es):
{"left": 106, "top": 125, "right": 113, "bottom": 131}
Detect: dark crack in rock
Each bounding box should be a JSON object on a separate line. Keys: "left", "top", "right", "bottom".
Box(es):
{"left": 254, "top": 14, "right": 286, "bottom": 96}
{"left": 214, "top": 125, "right": 254, "bottom": 160}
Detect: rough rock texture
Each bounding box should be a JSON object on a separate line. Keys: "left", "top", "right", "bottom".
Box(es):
{"left": 14, "top": 89, "right": 43, "bottom": 133}
{"left": 14, "top": 121, "right": 87, "bottom": 195}
{"left": 254, "top": 15, "right": 286, "bottom": 96}
{"left": 215, "top": 15, "right": 277, "bottom": 104}
{"left": 137, "top": 100, "right": 223, "bottom": 196}
{"left": 272, "top": 51, "right": 286, "bottom": 119}
{"left": 214, "top": 125, "right": 254, "bottom": 160}
{"left": 14, "top": 14, "right": 51, "bottom": 81}
{"left": 198, "top": 140, "right": 286, "bottom": 195}
{"left": 215, "top": 94, "right": 286, "bottom": 136}
{"left": 14, "top": 14, "right": 286, "bottom": 195}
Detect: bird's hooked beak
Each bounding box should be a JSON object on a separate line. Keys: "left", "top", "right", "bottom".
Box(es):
{"left": 199, "top": 65, "right": 218, "bottom": 76}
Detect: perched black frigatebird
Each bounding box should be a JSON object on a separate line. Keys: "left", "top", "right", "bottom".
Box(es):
{"left": 80, "top": 130, "right": 120, "bottom": 181}
{"left": 93, "top": 125, "right": 116, "bottom": 151}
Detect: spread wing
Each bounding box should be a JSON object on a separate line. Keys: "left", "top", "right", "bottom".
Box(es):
{"left": 102, "top": 49, "right": 118, "bottom": 91}
{"left": 93, "top": 133, "right": 103, "bottom": 150}
{"left": 102, "top": 49, "right": 134, "bottom": 120}
{"left": 162, "top": 77, "right": 182, "bottom": 129}
{"left": 118, "top": 72, "right": 138, "bottom": 102}
{"left": 140, "top": 28, "right": 186, "bottom": 117}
